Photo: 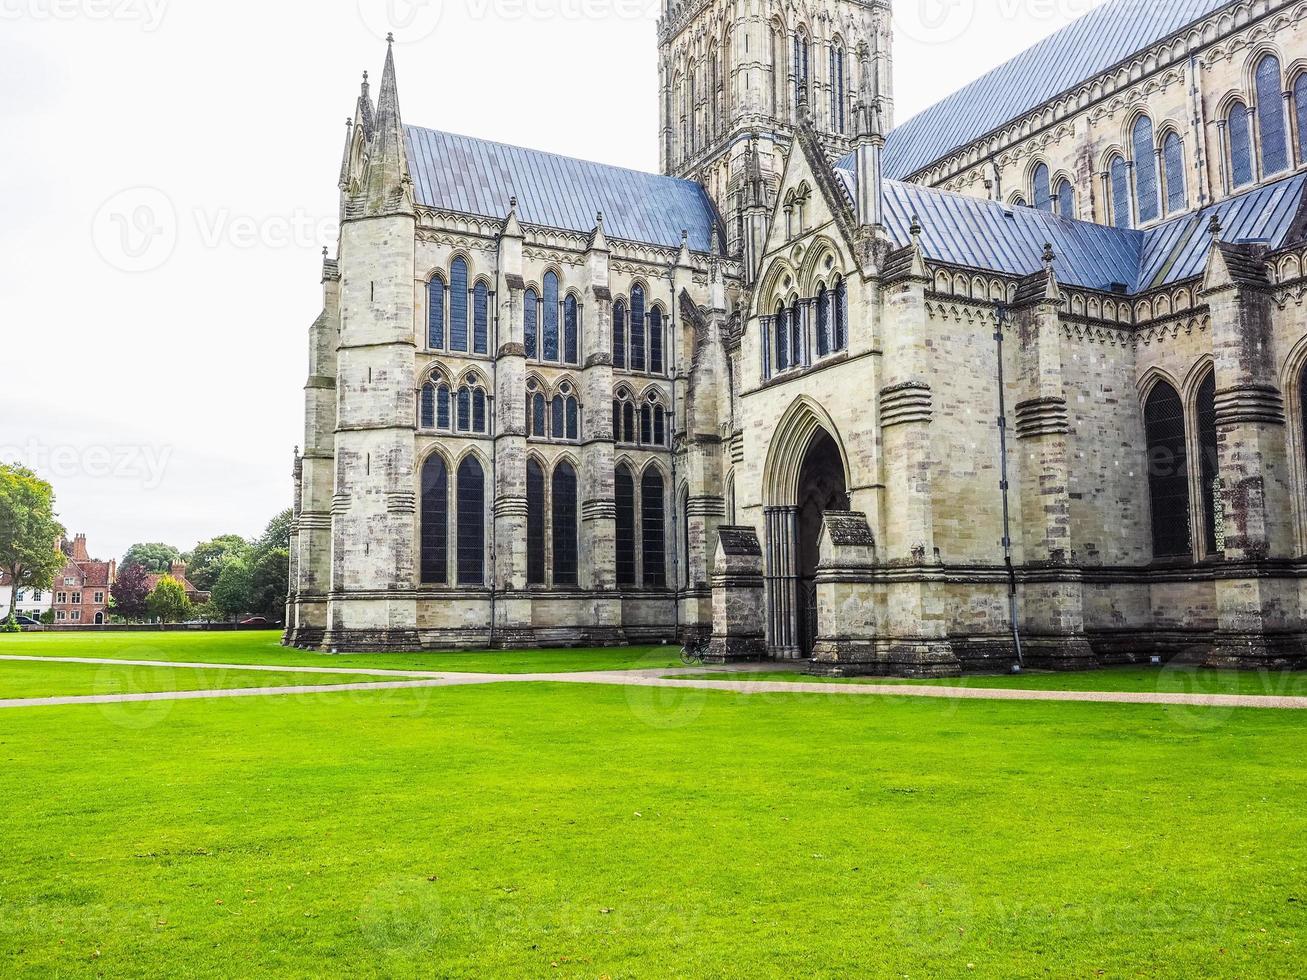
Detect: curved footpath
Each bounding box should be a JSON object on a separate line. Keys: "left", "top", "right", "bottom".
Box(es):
{"left": 1, "top": 655, "right": 1304, "bottom": 710}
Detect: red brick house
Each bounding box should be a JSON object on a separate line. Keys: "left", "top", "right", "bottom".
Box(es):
{"left": 51, "top": 534, "right": 116, "bottom": 626}
{"left": 145, "top": 561, "right": 211, "bottom": 606}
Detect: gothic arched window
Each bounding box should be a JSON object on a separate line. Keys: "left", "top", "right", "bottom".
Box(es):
{"left": 816, "top": 284, "right": 831, "bottom": 357}
{"left": 615, "top": 465, "right": 637, "bottom": 587}
{"left": 456, "top": 387, "right": 471, "bottom": 433}
{"left": 1229, "top": 102, "right": 1255, "bottom": 189}
{"left": 1032, "top": 163, "right": 1053, "bottom": 212}
{"left": 563, "top": 295, "right": 579, "bottom": 364}
{"left": 1132, "top": 115, "right": 1159, "bottom": 224}
{"left": 472, "top": 388, "right": 487, "bottom": 434}
{"left": 551, "top": 396, "right": 565, "bottom": 440}
{"left": 1295, "top": 73, "right": 1307, "bottom": 163}
{"left": 437, "top": 384, "right": 451, "bottom": 429}
{"left": 649, "top": 306, "right": 664, "bottom": 375}
{"left": 420, "top": 382, "right": 435, "bottom": 429}
{"left": 793, "top": 31, "right": 810, "bottom": 111}
{"left": 654, "top": 404, "right": 666, "bottom": 446}
{"left": 1256, "top": 54, "right": 1289, "bottom": 176}
{"left": 775, "top": 301, "right": 790, "bottom": 371}
{"left": 640, "top": 403, "right": 653, "bottom": 445}
{"left": 789, "top": 298, "right": 803, "bottom": 367}
{"left": 630, "top": 284, "right": 647, "bottom": 372}
{"left": 565, "top": 393, "right": 580, "bottom": 441}
{"left": 427, "top": 276, "right": 446, "bottom": 349}
{"left": 1163, "top": 132, "right": 1186, "bottom": 214}
{"left": 1144, "top": 381, "right": 1191, "bottom": 560}
{"left": 473, "top": 281, "right": 489, "bottom": 355}
{"left": 456, "top": 456, "right": 485, "bottom": 585}
{"left": 552, "top": 462, "right": 579, "bottom": 586}
{"left": 524, "top": 287, "right": 539, "bottom": 360}
{"left": 530, "top": 387, "right": 546, "bottom": 438}
{"left": 613, "top": 300, "right": 627, "bottom": 371}
{"left": 543, "top": 271, "right": 560, "bottom": 361}
{"left": 1197, "top": 371, "right": 1221, "bottom": 556}
{"left": 834, "top": 276, "right": 848, "bottom": 351}
{"left": 623, "top": 400, "right": 636, "bottom": 443}
{"left": 641, "top": 468, "right": 666, "bottom": 588}
{"left": 450, "top": 257, "right": 469, "bottom": 352}
{"left": 526, "top": 458, "right": 546, "bottom": 586}
{"left": 1054, "top": 178, "right": 1074, "bottom": 218}
{"left": 420, "top": 454, "right": 448, "bottom": 585}
{"left": 1109, "top": 154, "right": 1131, "bottom": 228}
{"left": 831, "top": 44, "right": 846, "bottom": 133}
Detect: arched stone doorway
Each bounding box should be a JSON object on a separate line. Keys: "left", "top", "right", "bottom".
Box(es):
{"left": 796, "top": 431, "right": 850, "bottom": 653}
{"left": 762, "top": 398, "right": 851, "bottom": 658}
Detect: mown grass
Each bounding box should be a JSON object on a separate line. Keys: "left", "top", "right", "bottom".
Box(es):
{"left": 0, "top": 660, "right": 394, "bottom": 700}
{"left": 672, "top": 665, "right": 1307, "bottom": 698}
{"left": 0, "top": 631, "right": 681, "bottom": 674}
{"left": 1, "top": 675, "right": 1304, "bottom": 977}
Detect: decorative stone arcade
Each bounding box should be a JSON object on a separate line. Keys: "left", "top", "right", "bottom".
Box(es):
{"left": 762, "top": 402, "right": 852, "bottom": 659}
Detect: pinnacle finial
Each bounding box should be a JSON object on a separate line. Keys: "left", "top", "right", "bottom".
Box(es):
{"left": 322, "top": 246, "right": 328, "bottom": 258}
{"left": 509, "top": 195, "right": 518, "bottom": 209}
{"left": 1208, "top": 213, "right": 1223, "bottom": 241}
{"left": 1042, "top": 242, "right": 1056, "bottom": 268}
{"left": 363, "top": 70, "right": 369, "bottom": 83}
{"left": 910, "top": 214, "right": 923, "bottom": 241}
{"left": 386, "top": 32, "right": 395, "bottom": 46}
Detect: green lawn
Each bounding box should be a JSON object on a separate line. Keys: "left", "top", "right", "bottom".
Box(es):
{"left": 673, "top": 666, "right": 1307, "bottom": 698}
{"left": 0, "top": 660, "right": 394, "bottom": 701}
{"left": 0, "top": 631, "right": 681, "bottom": 674}
{"left": 0, "top": 657, "right": 1304, "bottom": 976}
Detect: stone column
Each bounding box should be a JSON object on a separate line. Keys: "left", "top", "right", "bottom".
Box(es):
{"left": 1201, "top": 242, "right": 1305, "bottom": 668}
{"left": 1010, "top": 262, "right": 1096, "bottom": 670}
{"left": 707, "top": 527, "right": 767, "bottom": 663}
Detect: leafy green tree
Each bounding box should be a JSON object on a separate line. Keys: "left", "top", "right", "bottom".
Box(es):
{"left": 122, "top": 542, "right": 181, "bottom": 574}
{"left": 0, "top": 464, "right": 67, "bottom": 627}
{"left": 146, "top": 576, "right": 191, "bottom": 624}
{"left": 185, "top": 535, "right": 250, "bottom": 593}
{"left": 110, "top": 563, "right": 152, "bottom": 622}
{"left": 255, "top": 510, "right": 292, "bottom": 554}
{"left": 210, "top": 559, "right": 253, "bottom": 621}
{"left": 190, "top": 601, "right": 216, "bottom": 624}
{"left": 249, "top": 547, "right": 290, "bottom": 619}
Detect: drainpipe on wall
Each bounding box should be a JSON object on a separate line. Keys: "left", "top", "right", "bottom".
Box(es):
{"left": 994, "top": 304, "right": 1024, "bottom": 672}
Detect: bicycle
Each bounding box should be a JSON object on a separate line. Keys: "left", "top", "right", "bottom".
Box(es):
{"left": 679, "top": 637, "right": 710, "bottom": 666}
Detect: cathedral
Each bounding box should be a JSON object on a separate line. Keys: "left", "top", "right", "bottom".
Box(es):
{"left": 287, "top": 0, "right": 1307, "bottom": 674}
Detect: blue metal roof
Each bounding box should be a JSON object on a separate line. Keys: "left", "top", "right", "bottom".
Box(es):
{"left": 835, "top": 155, "right": 1306, "bottom": 294}
{"left": 405, "top": 126, "right": 721, "bottom": 251}
{"left": 883, "top": 0, "right": 1233, "bottom": 180}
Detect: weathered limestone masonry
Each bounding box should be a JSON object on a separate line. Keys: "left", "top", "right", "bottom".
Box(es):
{"left": 291, "top": 1, "right": 1307, "bottom": 672}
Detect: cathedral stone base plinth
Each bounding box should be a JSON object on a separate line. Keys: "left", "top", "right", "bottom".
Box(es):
{"left": 285, "top": 628, "right": 326, "bottom": 651}
{"left": 808, "top": 639, "right": 963, "bottom": 678}
{"left": 1016, "top": 635, "right": 1098, "bottom": 672}
{"left": 1203, "top": 632, "right": 1307, "bottom": 671}
{"left": 706, "top": 636, "right": 767, "bottom": 664}
{"left": 321, "top": 629, "right": 422, "bottom": 653}
{"left": 707, "top": 526, "right": 768, "bottom": 665}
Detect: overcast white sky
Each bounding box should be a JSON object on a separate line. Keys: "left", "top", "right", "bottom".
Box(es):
{"left": 0, "top": 0, "right": 1108, "bottom": 562}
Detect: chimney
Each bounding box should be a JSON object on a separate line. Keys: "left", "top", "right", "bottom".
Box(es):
{"left": 71, "top": 534, "right": 89, "bottom": 562}
{"left": 170, "top": 561, "right": 187, "bottom": 580}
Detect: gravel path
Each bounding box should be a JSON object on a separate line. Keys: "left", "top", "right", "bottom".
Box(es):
{"left": 2, "top": 656, "right": 1305, "bottom": 710}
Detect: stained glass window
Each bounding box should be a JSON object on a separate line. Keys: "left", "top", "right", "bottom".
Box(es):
{"left": 1144, "top": 381, "right": 1191, "bottom": 559}
{"left": 1055, "top": 179, "right": 1074, "bottom": 218}
{"left": 551, "top": 397, "right": 565, "bottom": 440}
{"left": 524, "top": 288, "right": 539, "bottom": 360}
{"left": 1033, "top": 163, "right": 1053, "bottom": 212}
{"left": 1295, "top": 74, "right": 1307, "bottom": 163}
{"left": 630, "top": 284, "right": 646, "bottom": 372}
{"left": 615, "top": 465, "right": 637, "bottom": 587}
{"left": 816, "top": 285, "right": 831, "bottom": 357}
{"left": 641, "top": 468, "right": 666, "bottom": 588}
{"left": 1163, "top": 132, "right": 1186, "bottom": 214}
{"left": 427, "top": 277, "right": 445, "bottom": 349}
{"left": 437, "top": 385, "right": 450, "bottom": 429}
{"left": 563, "top": 295, "right": 578, "bottom": 364}
{"left": 526, "top": 459, "right": 546, "bottom": 586}
{"left": 649, "top": 307, "right": 664, "bottom": 375}
{"left": 552, "top": 463, "right": 579, "bottom": 586}
{"left": 473, "top": 281, "right": 489, "bottom": 355}
{"left": 1197, "top": 372, "right": 1220, "bottom": 556}
{"left": 456, "top": 387, "right": 471, "bottom": 433}
{"left": 472, "top": 388, "right": 486, "bottom": 434}
{"left": 450, "top": 257, "right": 469, "bottom": 351}
{"left": 1256, "top": 55, "right": 1288, "bottom": 175}
{"left": 1133, "top": 115, "right": 1159, "bottom": 223}
{"left": 1109, "top": 154, "right": 1131, "bottom": 228}
{"left": 456, "top": 456, "right": 485, "bottom": 585}
{"left": 420, "top": 454, "right": 448, "bottom": 584}
{"left": 420, "top": 383, "right": 435, "bottom": 429}
{"left": 543, "top": 271, "right": 560, "bottom": 361}
{"left": 565, "top": 397, "right": 579, "bottom": 441}
{"left": 1230, "top": 103, "right": 1255, "bottom": 188}
{"left": 613, "top": 300, "right": 627, "bottom": 370}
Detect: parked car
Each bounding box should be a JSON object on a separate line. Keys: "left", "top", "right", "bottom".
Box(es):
{"left": 239, "top": 616, "right": 269, "bottom": 627}
{"left": 15, "top": 615, "right": 44, "bottom": 630}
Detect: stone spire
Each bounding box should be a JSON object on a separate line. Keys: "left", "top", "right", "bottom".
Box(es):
{"left": 589, "top": 210, "right": 609, "bottom": 252}
{"left": 356, "top": 70, "right": 376, "bottom": 141}
{"left": 363, "top": 35, "right": 413, "bottom": 216}
{"left": 338, "top": 118, "right": 354, "bottom": 192}
{"left": 503, "top": 196, "right": 523, "bottom": 239}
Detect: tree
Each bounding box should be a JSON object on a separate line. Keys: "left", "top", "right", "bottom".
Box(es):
{"left": 210, "top": 559, "right": 253, "bottom": 621}
{"left": 122, "top": 542, "right": 181, "bottom": 574}
{"left": 249, "top": 547, "right": 290, "bottom": 619}
{"left": 146, "top": 576, "right": 191, "bottom": 624}
{"left": 185, "top": 534, "right": 250, "bottom": 592}
{"left": 0, "top": 464, "right": 67, "bottom": 627}
{"left": 255, "top": 509, "right": 292, "bottom": 554}
{"left": 110, "top": 563, "right": 152, "bottom": 622}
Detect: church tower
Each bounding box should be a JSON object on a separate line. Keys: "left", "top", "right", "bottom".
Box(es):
{"left": 657, "top": 0, "right": 892, "bottom": 279}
